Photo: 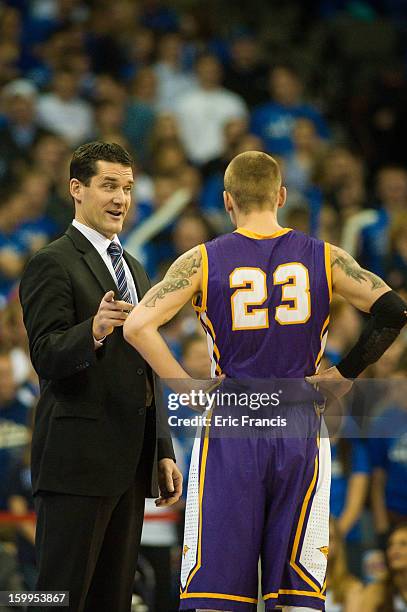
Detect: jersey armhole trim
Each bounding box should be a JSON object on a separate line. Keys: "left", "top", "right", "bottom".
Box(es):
{"left": 324, "top": 242, "right": 332, "bottom": 302}
{"left": 192, "top": 243, "right": 208, "bottom": 313}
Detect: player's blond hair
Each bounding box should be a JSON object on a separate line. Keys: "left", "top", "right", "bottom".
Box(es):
{"left": 224, "top": 151, "right": 282, "bottom": 212}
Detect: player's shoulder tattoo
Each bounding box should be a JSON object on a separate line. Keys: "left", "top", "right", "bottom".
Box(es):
{"left": 145, "top": 247, "right": 202, "bottom": 307}
{"left": 331, "top": 245, "right": 385, "bottom": 290}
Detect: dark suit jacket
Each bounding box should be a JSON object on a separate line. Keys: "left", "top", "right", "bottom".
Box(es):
{"left": 19, "top": 224, "right": 174, "bottom": 498}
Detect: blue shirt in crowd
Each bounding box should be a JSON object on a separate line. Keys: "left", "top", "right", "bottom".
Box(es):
{"left": 368, "top": 406, "right": 407, "bottom": 516}
{"left": 330, "top": 423, "right": 370, "bottom": 542}
{"left": 250, "top": 102, "right": 329, "bottom": 156}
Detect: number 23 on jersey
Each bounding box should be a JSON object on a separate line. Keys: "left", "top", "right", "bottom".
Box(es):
{"left": 230, "top": 264, "right": 311, "bottom": 330}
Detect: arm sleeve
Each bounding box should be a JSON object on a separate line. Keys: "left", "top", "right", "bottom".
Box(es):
{"left": 337, "top": 290, "right": 407, "bottom": 378}
{"left": 19, "top": 251, "right": 97, "bottom": 381}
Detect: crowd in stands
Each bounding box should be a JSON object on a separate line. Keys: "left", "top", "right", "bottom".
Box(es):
{"left": 0, "top": 0, "right": 407, "bottom": 610}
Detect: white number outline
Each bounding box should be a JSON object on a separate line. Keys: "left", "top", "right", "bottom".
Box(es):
{"left": 229, "top": 267, "right": 269, "bottom": 331}
{"left": 229, "top": 263, "right": 311, "bottom": 330}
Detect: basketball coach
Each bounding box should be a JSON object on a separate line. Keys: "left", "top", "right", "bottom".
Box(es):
{"left": 19, "top": 141, "right": 182, "bottom": 612}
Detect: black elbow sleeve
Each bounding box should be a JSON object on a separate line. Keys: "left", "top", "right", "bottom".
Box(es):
{"left": 370, "top": 290, "right": 407, "bottom": 329}
{"left": 337, "top": 291, "right": 407, "bottom": 379}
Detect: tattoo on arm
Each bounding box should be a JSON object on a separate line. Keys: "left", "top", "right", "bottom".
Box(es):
{"left": 332, "top": 248, "right": 386, "bottom": 290}
{"left": 145, "top": 248, "right": 202, "bottom": 307}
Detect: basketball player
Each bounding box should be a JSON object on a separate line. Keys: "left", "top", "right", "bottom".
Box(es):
{"left": 124, "top": 152, "right": 407, "bottom": 611}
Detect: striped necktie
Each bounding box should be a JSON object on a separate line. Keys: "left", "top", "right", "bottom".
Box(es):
{"left": 107, "top": 242, "right": 132, "bottom": 304}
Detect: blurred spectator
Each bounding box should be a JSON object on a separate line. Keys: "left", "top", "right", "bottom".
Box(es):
{"left": 177, "top": 165, "right": 202, "bottom": 204}
{"left": 0, "top": 6, "right": 21, "bottom": 86}
{"left": 223, "top": 33, "right": 268, "bottom": 108}
{"left": 1, "top": 294, "right": 37, "bottom": 389}
{"left": 0, "top": 79, "right": 47, "bottom": 187}
{"left": 386, "top": 218, "right": 407, "bottom": 293}
{"left": 250, "top": 64, "right": 329, "bottom": 156}
{"left": 0, "top": 350, "right": 33, "bottom": 509}
{"left": 330, "top": 421, "right": 370, "bottom": 576}
{"left": 153, "top": 32, "right": 196, "bottom": 111}
{"left": 130, "top": 173, "right": 180, "bottom": 278}
{"left": 7, "top": 434, "right": 37, "bottom": 591}
{"left": 376, "top": 166, "right": 407, "bottom": 217}
{"left": 149, "top": 112, "right": 181, "bottom": 147}
{"left": 324, "top": 299, "right": 362, "bottom": 366}
{"left": 361, "top": 523, "right": 407, "bottom": 611}
{"left": 314, "top": 147, "right": 364, "bottom": 203}
{"left": 181, "top": 332, "right": 210, "bottom": 379}
{"left": 174, "top": 54, "right": 248, "bottom": 165}
{"left": 93, "top": 99, "right": 126, "bottom": 143}
{"left": 37, "top": 69, "right": 94, "bottom": 145}
{"left": 355, "top": 166, "right": 407, "bottom": 277}
{"left": 201, "top": 117, "right": 248, "bottom": 178}
{"left": 284, "top": 118, "right": 325, "bottom": 194}
{"left": 30, "top": 131, "right": 69, "bottom": 186}
{"left": 200, "top": 124, "right": 263, "bottom": 221}
{"left": 126, "top": 68, "right": 157, "bottom": 162}
{"left": 16, "top": 171, "right": 57, "bottom": 254}
{"left": 364, "top": 65, "right": 407, "bottom": 169}
{"left": 122, "top": 26, "right": 156, "bottom": 81}
{"left": 139, "top": 0, "right": 179, "bottom": 33}
{"left": 0, "top": 193, "right": 29, "bottom": 303}
{"left": 172, "top": 212, "right": 215, "bottom": 256}
{"left": 326, "top": 518, "right": 363, "bottom": 612}
{"left": 368, "top": 374, "right": 407, "bottom": 548}
{"left": 362, "top": 548, "right": 387, "bottom": 585}
{"left": 285, "top": 206, "right": 311, "bottom": 235}
{"left": 151, "top": 140, "right": 188, "bottom": 176}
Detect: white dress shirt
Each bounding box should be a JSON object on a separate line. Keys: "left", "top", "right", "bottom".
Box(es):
{"left": 72, "top": 219, "right": 138, "bottom": 305}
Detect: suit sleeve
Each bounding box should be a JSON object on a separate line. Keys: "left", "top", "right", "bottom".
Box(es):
{"left": 154, "top": 378, "right": 176, "bottom": 462}
{"left": 19, "top": 251, "right": 97, "bottom": 381}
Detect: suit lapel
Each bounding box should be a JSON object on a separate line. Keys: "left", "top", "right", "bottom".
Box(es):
{"left": 123, "top": 252, "right": 150, "bottom": 300}
{"left": 65, "top": 224, "right": 117, "bottom": 295}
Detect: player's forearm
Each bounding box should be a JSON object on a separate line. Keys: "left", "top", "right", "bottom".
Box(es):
{"left": 124, "top": 324, "right": 190, "bottom": 380}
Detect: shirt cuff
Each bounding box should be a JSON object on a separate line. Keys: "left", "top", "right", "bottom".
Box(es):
{"left": 93, "top": 335, "right": 106, "bottom": 349}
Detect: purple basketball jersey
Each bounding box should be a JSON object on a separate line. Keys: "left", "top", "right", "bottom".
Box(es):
{"left": 193, "top": 228, "right": 331, "bottom": 378}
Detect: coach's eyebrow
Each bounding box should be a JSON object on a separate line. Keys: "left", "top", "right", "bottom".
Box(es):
{"left": 100, "top": 175, "right": 134, "bottom": 184}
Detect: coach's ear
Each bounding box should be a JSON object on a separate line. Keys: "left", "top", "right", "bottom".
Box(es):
{"left": 70, "top": 178, "right": 83, "bottom": 204}
{"left": 277, "top": 186, "right": 287, "bottom": 209}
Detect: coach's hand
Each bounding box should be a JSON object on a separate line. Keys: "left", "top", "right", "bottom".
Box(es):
{"left": 93, "top": 290, "right": 133, "bottom": 340}
{"left": 156, "top": 459, "right": 183, "bottom": 507}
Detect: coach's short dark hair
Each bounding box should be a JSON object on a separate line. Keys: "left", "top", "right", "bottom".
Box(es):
{"left": 70, "top": 142, "right": 133, "bottom": 185}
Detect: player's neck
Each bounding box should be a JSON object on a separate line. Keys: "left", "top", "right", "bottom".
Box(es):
{"left": 235, "top": 210, "right": 283, "bottom": 236}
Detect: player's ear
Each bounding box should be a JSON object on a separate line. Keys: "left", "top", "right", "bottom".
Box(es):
{"left": 70, "top": 178, "right": 83, "bottom": 204}
{"left": 277, "top": 186, "right": 287, "bottom": 209}
{"left": 223, "top": 190, "right": 232, "bottom": 212}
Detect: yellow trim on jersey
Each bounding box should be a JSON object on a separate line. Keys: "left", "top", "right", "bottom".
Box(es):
{"left": 234, "top": 227, "right": 292, "bottom": 240}
{"left": 180, "top": 592, "right": 258, "bottom": 604}
{"left": 263, "top": 589, "right": 326, "bottom": 601}
{"left": 314, "top": 315, "right": 330, "bottom": 370}
{"left": 289, "top": 443, "right": 321, "bottom": 592}
{"left": 181, "top": 413, "right": 212, "bottom": 593}
{"left": 324, "top": 242, "right": 332, "bottom": 302}
{"left": 191, "top": 243, "right": 208, "bottom": 313}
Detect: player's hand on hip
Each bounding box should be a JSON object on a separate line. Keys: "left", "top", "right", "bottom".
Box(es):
{"left": 92, "top": 290, "right": 134, "bottom": 340}
{"left": 156, "top": 458, "right": 183, "bottom": 507}
{"left": 306, "top": 366, "right": 353, "bottom": 400}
